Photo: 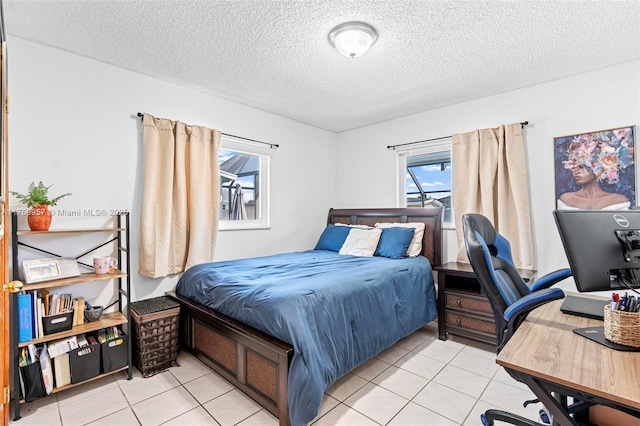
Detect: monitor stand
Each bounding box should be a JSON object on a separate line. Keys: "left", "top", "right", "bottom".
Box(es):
{"left": 573, "top": 326, "right": 640, "bottom": 352}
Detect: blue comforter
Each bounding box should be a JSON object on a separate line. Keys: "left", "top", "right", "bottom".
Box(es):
{"left": 176, "top": 250, "right": 437, "bottom": 425}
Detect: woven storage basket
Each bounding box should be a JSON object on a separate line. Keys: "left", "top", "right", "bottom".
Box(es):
{"left": 130, "top": 296, "right": 180, "bottom": 377}
{"left": 603, "top": 305, "right": 640, "bottom": 348}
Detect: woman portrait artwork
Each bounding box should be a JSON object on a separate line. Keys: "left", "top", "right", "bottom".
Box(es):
{"left": 554, "top": 126, "right": 635, "bottom": 210}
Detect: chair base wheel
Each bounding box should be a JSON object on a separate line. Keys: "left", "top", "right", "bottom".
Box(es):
{"left": 539, "top": 408, "right": 550, "bottom": 424}
{"left": 482, "top": 408, "right": 545, "bottom": 426}
{"left": 481, "top": 413, "right": 493, "bottom": 425}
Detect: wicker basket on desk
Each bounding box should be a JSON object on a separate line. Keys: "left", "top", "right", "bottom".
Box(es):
{"left": 604, "top": 305, "right": 640, "bottom": 348}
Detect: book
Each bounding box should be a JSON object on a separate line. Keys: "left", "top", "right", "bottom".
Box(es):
{"left": 18, "top": 365, "right": 25, "bottom": 399}
{"left": 76, "top": 334, "right": 89, "bottom": 348}
{"left": 48, "top": 336, "right": 79, "bottom": 358}
{"left": 39, "top": 344, "right": 54, "bottom": 395}
{"left": 36, "top": 296, "right": 44, "bottom": 339}
{"left": 19, "top": 347, "right": 28, "bottom": 367}
{"left": 98, "top": 326, "right": 120, "bottom": 343}
{"left": 17, "top": 293, "right": 33, "bottom": 343}
{"left": 42, "top": 289, "right": 50, "bottom": 316}
{"left": 72, "top": 298, "right": 79, "bottom": 326}
{"left": 27, "top": 344, "right": 37, "bottom": 364}
{"left": 53, "top": 353, "right": 71, "bottom": 388}
{"left": 31, "top": 291, "right": 38, "bottom": 339}
{"left": 76, "top": 296, "right": 85, "bottom": 325}
{"left": 50, "top": 294, "right": 59, "bottom": 315}
{"left": 63, "top": 293, "right": 73, "bottom": 312}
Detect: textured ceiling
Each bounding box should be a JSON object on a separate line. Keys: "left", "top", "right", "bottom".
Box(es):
{"left": 4, "top": 0, "right": 640, "bottom": 132}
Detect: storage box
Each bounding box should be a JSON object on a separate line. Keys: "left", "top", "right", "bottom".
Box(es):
{"left": 69, "top": 341, "right": 100, "bottom": 383}
{"left": 19, "top": 361, "right": 46, "bottom": 402}
{"left": 131, "top": 297, "right": 180, "bottom": 377}
{"left": 101, "top": 333, "right": 128, "bottom": 373}
{"left": 43, "top": 311, "right": 74, "bottom": 336}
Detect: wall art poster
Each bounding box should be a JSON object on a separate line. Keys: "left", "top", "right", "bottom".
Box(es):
{"left": 554, "top": 126, "right": 635, "bottom": 210}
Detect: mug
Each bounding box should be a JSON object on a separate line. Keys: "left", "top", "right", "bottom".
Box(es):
{"left": 93, "top": 256, "right": 118, "bottom": 274}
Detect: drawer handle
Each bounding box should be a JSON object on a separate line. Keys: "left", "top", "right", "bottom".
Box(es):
{"left": 456, "top": 317, "right": 462, "bottom": 326}
{"left": 456, "top": 298, "right": 462, "bottom": 306}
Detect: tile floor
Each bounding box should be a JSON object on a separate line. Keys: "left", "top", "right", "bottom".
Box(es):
{"left": 10, "top": 321, "right": 544, "bottom": 426}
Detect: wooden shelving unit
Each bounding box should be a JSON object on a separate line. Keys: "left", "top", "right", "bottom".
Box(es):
{"left": 9, "top": 212, "right": 132, "bottom": 421}
{"left": 17, "top": 312, "right": 127, "bottom": 347}
{"left": 20, "top": 270, "right": 127, "bottom": 291}
{"left": 18, "top": 365, "right": 130, "bottom": 403}
{"left": 16, "top": 228, "right": 126, "bottom": 235}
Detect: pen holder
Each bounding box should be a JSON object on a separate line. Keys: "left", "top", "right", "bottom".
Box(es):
{"left": 603, "top": 305, "right": 640, "bottom": 348}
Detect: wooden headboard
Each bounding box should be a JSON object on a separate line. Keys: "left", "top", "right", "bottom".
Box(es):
{"left": 327, "top": 207, "right": 443, "bottom": 267}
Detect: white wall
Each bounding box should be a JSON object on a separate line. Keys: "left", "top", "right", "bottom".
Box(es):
{"left": 10, "top": 36, "right": 639, "bottom": 302}
{"left": 336, "top": 60, "right": 640, "bottom": 293}
{"left": 8, "top": 37, "right": 337, "bottom": 302}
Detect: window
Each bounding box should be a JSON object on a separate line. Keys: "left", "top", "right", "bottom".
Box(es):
{"left": 218, "top": 136, "right": 271, "bottom": 230}
{"left": 396, "top": 138, "right": 453, "bottom": 225}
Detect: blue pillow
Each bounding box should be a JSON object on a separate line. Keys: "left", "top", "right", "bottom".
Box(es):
{"left": 314, "top": 225, "right": 352, "bottom": 252}
{"left": 374, "top": 227, "right": 415, "bottom": 259}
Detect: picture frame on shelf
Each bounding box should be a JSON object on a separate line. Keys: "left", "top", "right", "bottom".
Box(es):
{"left": 22, "top": 258, "right": 81, "bottom": 284}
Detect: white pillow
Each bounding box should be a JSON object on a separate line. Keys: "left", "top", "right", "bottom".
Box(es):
{"left": 374, "top": 222, "right": 425, "bottom": 257}
{"left": 339, "top": 228, "right": 382, "bottom": 257}
{"left": 334, "top": 223, "right": 372, "bottom": 229}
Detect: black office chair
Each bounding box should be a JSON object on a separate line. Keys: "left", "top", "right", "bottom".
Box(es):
{"left": 462, "top": 214, "right": 572, "bottom": 425}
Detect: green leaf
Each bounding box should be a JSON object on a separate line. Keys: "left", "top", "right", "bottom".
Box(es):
{"left": 10, "top": 181, "right": 71, "bottom": 208}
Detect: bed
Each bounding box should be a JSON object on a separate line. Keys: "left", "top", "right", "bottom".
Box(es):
{"left": 166, "top": 207, "right": 443, "bottom": 426}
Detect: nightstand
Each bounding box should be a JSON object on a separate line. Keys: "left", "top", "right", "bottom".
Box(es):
{"left": 435, "top": 262, "right": 536, "bottom": 345}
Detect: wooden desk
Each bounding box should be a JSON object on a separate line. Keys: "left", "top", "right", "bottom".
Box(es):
{"left": 497, "top": 297, "right": 640, "bottom": 425}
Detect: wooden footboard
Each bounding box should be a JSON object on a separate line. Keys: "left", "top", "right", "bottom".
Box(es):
{"left": 165, "top": 291, "right": 293, "bottom": 426}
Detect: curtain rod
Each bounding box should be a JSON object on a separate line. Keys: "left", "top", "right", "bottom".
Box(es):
{"left": 137, "top": 112, "right": 279, "bottom": 149}
{"left": 387, "top": 121, "right": 530, "bottom": 150}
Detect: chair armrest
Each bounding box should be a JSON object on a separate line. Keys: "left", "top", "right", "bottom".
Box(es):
{"left": 496, "top": 288, "right": 564, "bottom": 353}
{"left": 529, "top": 268, "right": 572, "bottom": 292}
{"left": 504, "top": 287, "right": 565, "bottom": 328}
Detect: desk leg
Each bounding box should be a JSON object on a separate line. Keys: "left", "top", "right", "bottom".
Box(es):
{"left": 553, "top": 395, "right": 568, "bottom": 426}
{"left": 519, "top": 374, "right": 578, "bottom": 426}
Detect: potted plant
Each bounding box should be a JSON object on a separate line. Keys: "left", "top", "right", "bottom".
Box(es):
{"left": 11, "top": 181, "right": 71, "bottom": 230}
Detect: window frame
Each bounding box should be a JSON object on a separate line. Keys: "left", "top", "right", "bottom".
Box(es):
{"left": 396, "top": 137, "right": 454, "bottom": 228}
{"left": 218, "top": 136, "right": 271, "bottom": 231}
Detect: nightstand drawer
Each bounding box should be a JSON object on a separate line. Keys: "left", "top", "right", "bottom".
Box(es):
{"left": 445, "top": 291, "right": 493, "bottom": 315}
{"left": 445, "top": 311, "right": 496, "bottom": 336}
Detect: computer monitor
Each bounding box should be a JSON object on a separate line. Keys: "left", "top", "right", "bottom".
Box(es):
{"left": 554, "top": 210, "right": 640, "bottom": 292}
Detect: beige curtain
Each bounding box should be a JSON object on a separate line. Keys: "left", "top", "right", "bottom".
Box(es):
{"left": 139, "top": 113, "right": 221, "bottom": 278}
{"left": 452, "top": 123, "right": 533, "bottom": 270}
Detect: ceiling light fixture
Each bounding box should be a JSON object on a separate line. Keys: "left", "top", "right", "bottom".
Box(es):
{"left": 328, "top": 21, "right": 378, "bottom": 59}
